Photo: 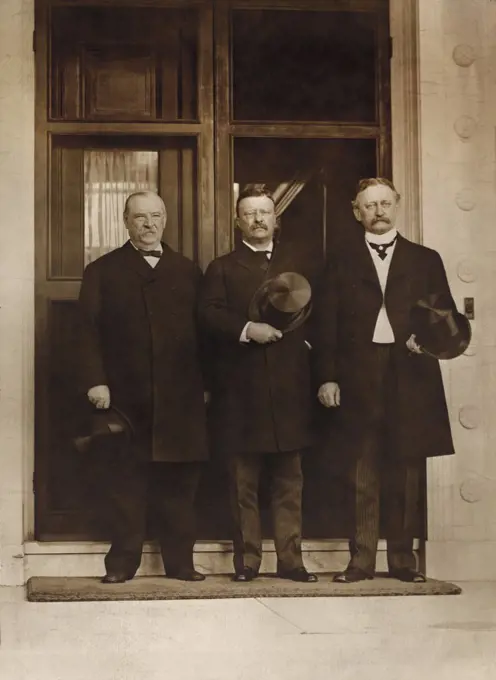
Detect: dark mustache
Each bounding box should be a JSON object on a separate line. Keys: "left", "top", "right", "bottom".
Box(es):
{"left": 372, "top": 216, "right": 390, "bottom": 224}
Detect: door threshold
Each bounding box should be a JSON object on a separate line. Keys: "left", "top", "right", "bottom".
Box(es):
{"left": 24, "top": 540, "right": 419, "bottom": 580}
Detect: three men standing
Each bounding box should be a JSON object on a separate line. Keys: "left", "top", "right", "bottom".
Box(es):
{"left": 79, "top": 179, "right": 460, "bottom": 586}
{"left": 78, "top": 191, "right": 208, "bottom": 583}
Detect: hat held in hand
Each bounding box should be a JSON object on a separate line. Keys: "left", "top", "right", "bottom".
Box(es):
{"left": 73, "top": 405, "right": 134, "bottom": 454}
{"left": 248, "top": 272, "right": 312, "bottom": 333}
{"left": 411, "top": 293, "right": 471, "bottom": 360}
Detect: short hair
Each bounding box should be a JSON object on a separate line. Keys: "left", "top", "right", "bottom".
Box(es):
{"left": 123, "top": 191, "right": 166, "bottom": 217}
{"left": 235, "top": 183, "right": 276, "bottom": 216}
{"left": 353, "top": 177, "right": 401, "bottom": 206}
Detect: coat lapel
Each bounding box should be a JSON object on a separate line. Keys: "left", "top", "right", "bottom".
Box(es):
{"left": 118, "top": 240, "right": 177, "bottom": 287}
{"left": 233, "top": 243, "right": 272, "bottom": 278}
{"left": 349, "top": 232, "right": 412, "bottom": 293}
{"left": 119, "top": 240, "right": 157, "bottom": 280}
{"left": 150, "top": 243, "right": 178, "bottom": 283}
{"left": 385, "top": 234, "right": 410, "bottom": 291}
{"left": 351, "top": 236, "right": 382, "bottom": 291}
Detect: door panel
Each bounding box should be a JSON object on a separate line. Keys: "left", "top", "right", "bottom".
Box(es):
{"left": 37, "top": 136, "right": 201, "bottom": 539}
{"left": 34, "top": 0, "right": 415, "bottom": 544}
{"left": 50, "top": 5, "right": 199, "bottom": 122}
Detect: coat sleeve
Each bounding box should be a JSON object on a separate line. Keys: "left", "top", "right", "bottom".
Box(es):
{"left": 77, "top": 262, "right": 108, "bottom": 393}
{"left": 199, "top": 258, "right": 249, "bottom": 341}
{"left": 309, "top": 258, "right": 339, "bottom": 386}
{"left": 428, "top": 249, "right": 457, "bottom": 309}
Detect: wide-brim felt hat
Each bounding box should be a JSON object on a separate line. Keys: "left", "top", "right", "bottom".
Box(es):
{"left": 410, "top": 293, "right": 472, "bottom": 360}
{"left": 72, "top": 404, "right": 134, "bottom": 454}
{"left": 248, "top": 272, "right": 312, "bottom": 333}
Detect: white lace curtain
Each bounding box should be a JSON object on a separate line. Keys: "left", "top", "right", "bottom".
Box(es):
{"left": 84, "top": 150, "right": 159, "bottom": 265}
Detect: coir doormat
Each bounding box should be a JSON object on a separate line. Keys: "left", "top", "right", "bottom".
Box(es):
{"left": 26, "top": 574, "right": 462, "bottom": 602}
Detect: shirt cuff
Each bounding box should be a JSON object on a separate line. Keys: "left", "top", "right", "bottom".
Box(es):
{"left": 240, "top": 322, "right": 251, "bottom": 343}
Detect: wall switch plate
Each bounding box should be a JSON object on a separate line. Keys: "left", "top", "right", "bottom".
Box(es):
{"left": 464, "top": 297, "right": 475, "bottom": 320}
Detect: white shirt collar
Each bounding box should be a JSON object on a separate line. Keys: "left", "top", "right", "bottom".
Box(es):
{"left": 242, "top": 240, "right": 274, "bottom": 254}
{"left": 365, "top": 228, "right": 397, "bottom": 246}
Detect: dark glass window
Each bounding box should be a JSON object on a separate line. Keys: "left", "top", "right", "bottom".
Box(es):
{"left": 232, "top": 10, "right": 377, "bottom": 123}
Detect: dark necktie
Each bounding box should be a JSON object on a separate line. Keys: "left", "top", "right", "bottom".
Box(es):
{"left": 253, "top": 250, "right": 271, "bottom": 270}
{"left": 368, "top": 235, "right": 397, "bottom": 260}
{"left": 138, "top": 249, "right": 162, "bottom": 258}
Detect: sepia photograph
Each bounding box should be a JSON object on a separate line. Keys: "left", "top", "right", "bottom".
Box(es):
{"left": 0, "top": 0, "right": 494, "bottom": 678}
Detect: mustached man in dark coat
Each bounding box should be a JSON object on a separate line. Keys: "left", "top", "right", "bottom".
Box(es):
{"left": 200, "top": 184, "right": 318, "bottom": 584}
{"left": 312, "top": 178, "right": 458, "bottom": 584}
{"left": 78, "top": 191, "right": 208, "bottom": 584}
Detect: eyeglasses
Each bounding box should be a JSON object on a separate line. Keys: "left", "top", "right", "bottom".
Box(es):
{"left": 363, "top": 201, "right": 393, "bottom": 210}
{"left": 241, "top": 210, "right": 274, "bottom": 218}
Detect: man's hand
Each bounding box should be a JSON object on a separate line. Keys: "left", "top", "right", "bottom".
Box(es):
{"left": 318, "top": 382, "right": 341, "bottom": 408}
{"left": 88, "top": 385, "right": 111, "bottom": 409}
{"left": 406, "top": 334, "right": 423, "bottom": 354}
{"left": 246, "top": 322, "right": 283, "bottom": 345}
{"left": 204, "top": 391, "right": 211, "bottom": 405}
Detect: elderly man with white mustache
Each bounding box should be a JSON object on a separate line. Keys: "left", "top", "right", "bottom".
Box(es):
{"left": 78, "top": 191, "right": 209, "bottom": 585}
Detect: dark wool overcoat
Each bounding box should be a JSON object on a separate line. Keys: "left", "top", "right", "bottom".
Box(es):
{"left": 77, "top": 241, "right": 208, "bottom": 463}
{"left": 311, "top": 232, "right": 456, "bottom": 461}
{"left": 200, "top": 242, "right": 318, "bottom": 456}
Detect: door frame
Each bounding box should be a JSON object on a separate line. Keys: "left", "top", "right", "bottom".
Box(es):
{"left": 28, "top": 0, "right": 423, "bottom": 545}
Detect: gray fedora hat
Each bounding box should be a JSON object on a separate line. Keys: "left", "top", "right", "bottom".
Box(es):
{"left": 248, "top": 272, "right": 312, "bottom": 333}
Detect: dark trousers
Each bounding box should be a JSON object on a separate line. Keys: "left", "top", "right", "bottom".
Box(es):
{"left": 348, "top": 344, "right": 421, "bottom": 576}
{"left": 92, "top": 446, "right": 202, "bottom": 576}
{"left": 228, "top": 451, "right": 304, "bottom": 574}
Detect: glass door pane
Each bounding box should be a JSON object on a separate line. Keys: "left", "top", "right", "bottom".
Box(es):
{"left": 84, "top": 150, "right": 159, "bottom": 265}
{"left": 233, "top": 137, "right": 377, "bottom": 263}
{"left": 232, "top": 10, "right": 378, "bottom": 123}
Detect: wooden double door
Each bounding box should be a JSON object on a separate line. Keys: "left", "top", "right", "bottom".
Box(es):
{"left": 34, "top": 0, "right": 414, "bottom": 542}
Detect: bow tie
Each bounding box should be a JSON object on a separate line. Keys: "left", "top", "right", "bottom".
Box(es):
{"left": 367, "top": 235, "right": 397, "bottom": 260}
{"left": 138, "top": 249, "right": 162, "bottom": 258}
{"left": 252, "top": 249, "right": 272, "bottom": 259}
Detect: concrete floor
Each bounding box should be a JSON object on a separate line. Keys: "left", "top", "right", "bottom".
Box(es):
{"left": 0, "top": 582, "right": 495, "bottom": 680}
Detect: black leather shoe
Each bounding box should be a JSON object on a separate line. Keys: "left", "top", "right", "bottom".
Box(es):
{"left": 101, "top": 572, "right": 132, "bottom": 584}
{"left": 333, "top": 567, "right": 373, "bottom": 584}
{"left": 390, "top": 568, "right": 426, "bottom": 583}
{"left": 277, "top": 567, "right": 318, "bottom": 583}
{"left": 166, "top": 568, "right": 206, "bottom": 582}
{"left": 232, "top": 567, "right": 258, "bottom": 582}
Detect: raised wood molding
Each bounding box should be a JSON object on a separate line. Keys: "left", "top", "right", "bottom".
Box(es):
{"left": 389, "top": 0, "right": 422, "bottom": 244}
{"left": 228, "top": 0, "right": 387, "bottom": 10}
{"left": 230, "top": 123, "right": 380, "bottom": 138}
{"left": 49, "top": 0, "right": 206, "bottom": 6}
